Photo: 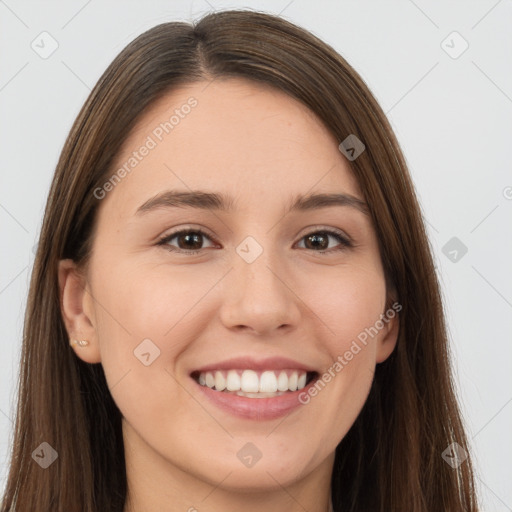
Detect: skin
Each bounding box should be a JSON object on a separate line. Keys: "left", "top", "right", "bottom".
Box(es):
{"left": 59, "top": 77, "right": 399, "bottom": 512}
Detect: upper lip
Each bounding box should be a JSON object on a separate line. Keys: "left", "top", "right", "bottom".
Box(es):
{"left": 191, "top": 356, "right": 318, "bottom": 375}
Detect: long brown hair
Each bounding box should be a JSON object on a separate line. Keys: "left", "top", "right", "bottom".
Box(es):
{"left": 1, "top": 9, "right": 478, "bottom": 511}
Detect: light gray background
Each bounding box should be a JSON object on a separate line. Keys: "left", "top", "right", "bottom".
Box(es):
{"left": 1, "top": 1, "right": 511, "bottom": 510}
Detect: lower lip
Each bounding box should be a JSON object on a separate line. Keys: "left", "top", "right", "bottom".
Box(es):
{"left": 192, "top": 376, "right": 318, "bottom": 421}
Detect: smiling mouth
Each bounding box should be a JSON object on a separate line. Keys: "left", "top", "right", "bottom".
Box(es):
{"left": 191, "top": 369, "right": 319, "bottom": 398}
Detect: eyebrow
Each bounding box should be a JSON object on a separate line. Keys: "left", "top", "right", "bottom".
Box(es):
{"left": 135, "top": 190, "right": 369, "bottom": 217}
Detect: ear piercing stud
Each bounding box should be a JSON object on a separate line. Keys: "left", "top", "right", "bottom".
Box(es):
{"left": 70, "top": 339, "right": 89, "bottom": 347}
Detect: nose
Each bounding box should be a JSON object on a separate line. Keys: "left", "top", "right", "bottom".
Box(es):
{"left": 218, "top": 247, "right": 301, "bottom": 337}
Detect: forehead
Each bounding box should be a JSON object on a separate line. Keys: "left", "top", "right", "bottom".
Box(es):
{"left": 101, "top": 77, "right": 363, "bottom": 218}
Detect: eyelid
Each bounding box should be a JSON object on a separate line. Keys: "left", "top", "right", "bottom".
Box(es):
{"left": 157, "top": 224, "right": 217, "bottom": 240}
{"left": 158, "top": 224, "right": 351, "bottom": 242}
{"left": 295, "top": 224, "right": 352, "bottom": 243}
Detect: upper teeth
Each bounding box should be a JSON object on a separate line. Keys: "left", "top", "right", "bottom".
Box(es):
{"left": 197, "top": 369, "right": 308, "bottom": 393}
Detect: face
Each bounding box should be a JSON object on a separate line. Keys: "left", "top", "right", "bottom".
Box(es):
{"left": 59, "top": 77, "right": 398, "bottom": 504}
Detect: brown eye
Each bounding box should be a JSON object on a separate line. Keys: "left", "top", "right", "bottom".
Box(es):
{"left": 175, "top": 232, "right": 203, "bottom": 250}
{"left": 297, "top": 229, "right": 352, "bottom": 253}
{"left": 304, "top": 232, "right": 329, "bottom": 250}
{"left": 157, "top": 229, "right": 215, "bottom": 253}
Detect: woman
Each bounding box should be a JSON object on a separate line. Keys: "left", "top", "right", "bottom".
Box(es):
{"left": 1, "top": 9, "right": 478, "bottom": 512}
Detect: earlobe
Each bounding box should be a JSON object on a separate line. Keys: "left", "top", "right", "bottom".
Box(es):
{"left": 58, "top": 259, "right": 101, "bottom": 363}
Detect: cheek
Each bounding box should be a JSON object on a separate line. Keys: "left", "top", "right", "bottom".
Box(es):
{"left": 89, "top": 258, "right": 219, "bottom": 401}
{"left": 295, "top": 267, "right": 385, "bottom": 439}
{"left": 301, "top": 264, "right": 387, "bottom": 353}
{"left": 94, "top": 257, "right": 217, "bottom": 339}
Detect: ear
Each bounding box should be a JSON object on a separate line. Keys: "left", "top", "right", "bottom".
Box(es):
{"left": 375, "top": 302, "right": 401, "bottom": 364}
{"left": 58, "top": 259, "right": 101, "bottom": 363}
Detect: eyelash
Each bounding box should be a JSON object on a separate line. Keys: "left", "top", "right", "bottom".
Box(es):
{"left": 156, "top": 226, "right": 353, "bottom": 255}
